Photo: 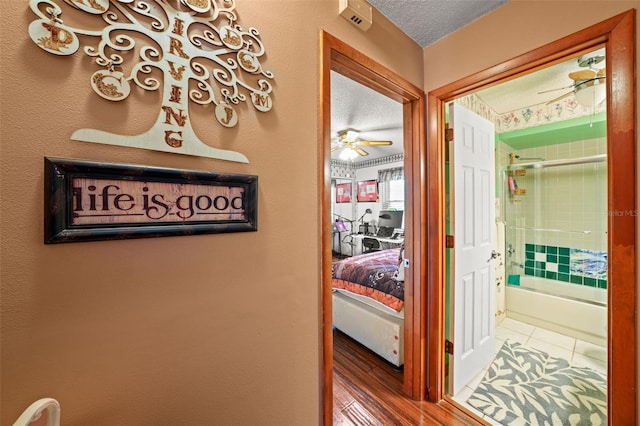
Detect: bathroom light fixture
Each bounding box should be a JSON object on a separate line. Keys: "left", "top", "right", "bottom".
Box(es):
{"left": 574, "top": 79, "right": 606, "bottom": 107}
{"left": 542, "top": 50, "right": 606, "bottom": 109}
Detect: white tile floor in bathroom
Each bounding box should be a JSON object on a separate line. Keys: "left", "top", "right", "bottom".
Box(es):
{"left": 452, "top": 317, "right": 608, "bottom": 425}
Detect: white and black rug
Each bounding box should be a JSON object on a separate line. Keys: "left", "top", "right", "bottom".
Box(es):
{"left": 467, "top": 339, "right": 607, "bottom": 425}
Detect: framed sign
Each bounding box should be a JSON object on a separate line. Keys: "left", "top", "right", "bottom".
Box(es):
{"left": 44, "top": 157, "right": 258, "bottom": 244}
{"left": 336, "top": 182, "right": 352, "bottom": 203}
{"left": 357, "top": 180, "right": 378, "bottom": 202}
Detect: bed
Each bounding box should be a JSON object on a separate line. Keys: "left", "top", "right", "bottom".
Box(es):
{"left": 331, "top": 247, "right": 405, "bottom": 367}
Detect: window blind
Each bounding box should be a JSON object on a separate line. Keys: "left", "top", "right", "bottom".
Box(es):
{"left": 378, "top": 167, "right": 404, "bottom": 210}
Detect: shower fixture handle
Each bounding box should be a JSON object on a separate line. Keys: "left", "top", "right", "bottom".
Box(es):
{"left": 487, "top": 250, "right": 499, "bottom": 262}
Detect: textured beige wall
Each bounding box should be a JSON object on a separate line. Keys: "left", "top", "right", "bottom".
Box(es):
{"left": 0, "top": 1, "right": 423, "bottom": 424}
{"left": 423, "top": 0, "right": 639, "bottom": 409}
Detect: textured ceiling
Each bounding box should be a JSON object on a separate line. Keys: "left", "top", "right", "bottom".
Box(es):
{"left": 331, "top": 2, "right": 605, "bottom": 163}
{"left": 331, "top": 71, "right": 404, "bottom": 161}
{"left": 369, "top": 0, "right": 509, "bottom": 48}
{"left": 332, "top": 0, "right": 510, "bottom": 163}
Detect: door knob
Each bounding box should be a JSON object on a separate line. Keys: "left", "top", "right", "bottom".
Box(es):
{"left": 487, "top": 250, "right": 499, "bottom": 262}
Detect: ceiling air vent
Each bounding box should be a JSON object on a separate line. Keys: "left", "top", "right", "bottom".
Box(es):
{"left": 339, "top": 0, "right": 372, "bottom": 31}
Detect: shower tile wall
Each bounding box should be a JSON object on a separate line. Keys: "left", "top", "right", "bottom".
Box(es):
{"left": 503, "top": 137, "right": 608, "bottom": 282}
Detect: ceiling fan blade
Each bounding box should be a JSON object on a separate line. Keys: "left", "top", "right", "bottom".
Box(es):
{"left": 568, "top": 69, "right": 597, "bottom": 80}
{"left": 356, "top": 125, "right": 403, "bottom": 133}
{"left": 545, "top": 90, "right": 573, "bottom": 105}
{"left": 359, "top": 140, "right": 393, "bottom": 146}
{"left": 575, "top": 76, "right": 605, "bottom": 90}
{"left": 537, "top": 84, "right": 574, "bottom": 94}
{"left": 354, "top": 146, "right": 369, "bottom": 156}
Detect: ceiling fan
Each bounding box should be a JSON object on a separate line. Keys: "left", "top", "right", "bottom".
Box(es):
{"left": 541, "top": 52, "right": 606, "bottom": 107}
{"left": 331, "top": 129, "right": 393, "bottom": 160}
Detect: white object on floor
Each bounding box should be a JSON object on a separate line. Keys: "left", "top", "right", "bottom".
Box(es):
{"left": 333, "top": 291, "right": 404, "bottom": 367}
{"left": 12, "top": 398, "right": 60, "bottom": 426}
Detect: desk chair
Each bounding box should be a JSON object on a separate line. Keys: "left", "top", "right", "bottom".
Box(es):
{"left": 362, "top": 237, "right": 381, "bottom": 253}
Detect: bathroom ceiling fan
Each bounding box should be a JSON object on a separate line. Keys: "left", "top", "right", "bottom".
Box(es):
{"left": 331, "top": 129, "right": 393, "bottom": 160}
{"left": 540, "top": 52, "right": 606, "bottom": 106}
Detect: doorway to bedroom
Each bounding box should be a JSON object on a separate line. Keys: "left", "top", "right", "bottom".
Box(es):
{"left": 320, "top": 31, "right": 427, "bottom": 423}
{"left": 329, "top": 68, "right": 408, "bottom": 370}
{"left": 329, "top": 71, "right": 405, "bottom": 261}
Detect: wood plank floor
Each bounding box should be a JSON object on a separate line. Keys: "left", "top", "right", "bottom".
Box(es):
{"left": 332, "top": 329, "right": 484, "bottom": 426}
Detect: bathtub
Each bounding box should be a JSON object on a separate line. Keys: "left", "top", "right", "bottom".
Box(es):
{"left": 505, "top": 276, "right": 607, "bottom": 347}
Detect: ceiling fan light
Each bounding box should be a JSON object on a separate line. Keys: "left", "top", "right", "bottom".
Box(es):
{"left": 339, "top": 147, "right": 358, "bottom": 161}
{"left": 574, "top": 81, "right": 606, "bottom": 107}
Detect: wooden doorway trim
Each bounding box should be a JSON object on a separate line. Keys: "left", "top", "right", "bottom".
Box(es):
{"left": 320, "top": 31, "right": 427, "bottom": 424}
{"left": 426, "top": 9, "right": 637, "bottom": 425}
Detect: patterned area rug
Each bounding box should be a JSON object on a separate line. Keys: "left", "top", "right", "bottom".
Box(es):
{"left": 467, "top": 340, "right": 607, "bottom": 425}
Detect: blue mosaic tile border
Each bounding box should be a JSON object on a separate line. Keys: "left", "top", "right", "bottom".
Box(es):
{"left": 524, "top": 244, "right": 607, "bottom": 289}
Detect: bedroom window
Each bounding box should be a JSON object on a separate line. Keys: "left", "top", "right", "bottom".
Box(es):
{"left": 378, "top": 167, "right": 404, "bottom": 211}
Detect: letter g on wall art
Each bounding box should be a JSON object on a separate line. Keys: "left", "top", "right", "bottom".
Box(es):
{"left": 44, "top": 157, "right": 258, "bottom": 244}
{"left": 28, "top": 0, "right": 276, "bottom": 163}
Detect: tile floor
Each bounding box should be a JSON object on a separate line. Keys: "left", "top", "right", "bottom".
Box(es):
{"left": 452, "top": 316, "right": 607, "bottom": 425}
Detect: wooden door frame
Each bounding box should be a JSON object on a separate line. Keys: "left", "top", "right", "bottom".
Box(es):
{"left": 426, "top": 9, "right": 637, "bottom": 425}
{"left": 320, "top": 31, "right": 427, "bottom": 425}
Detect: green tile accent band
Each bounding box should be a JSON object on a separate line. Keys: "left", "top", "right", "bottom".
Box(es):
{"left": 570, "top": 275, "right": 583, "bottom": 284}
{"left": 584, "top": 277, "right": 597, "bottom": 287}
{"left": 521, "top": 243, "right": 607, "bottom": 288}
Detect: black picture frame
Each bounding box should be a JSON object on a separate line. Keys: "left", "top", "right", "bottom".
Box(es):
{"left": 44, "top": 157, "right": 258, "bottom": 244}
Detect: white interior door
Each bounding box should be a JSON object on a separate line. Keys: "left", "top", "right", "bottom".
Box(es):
{"left": 448, "top": 102, "right": 496, "bottom": 396}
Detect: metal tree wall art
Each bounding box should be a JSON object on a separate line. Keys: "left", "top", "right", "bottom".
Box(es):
{"left": 28, "top": 0, "right": 276, "bottom": 163}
